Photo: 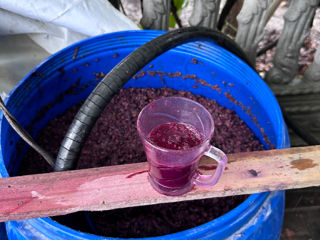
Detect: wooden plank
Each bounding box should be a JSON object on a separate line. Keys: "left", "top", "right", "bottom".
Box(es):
{"left": 0, "top": 145, "right": 319, "bottom": 223}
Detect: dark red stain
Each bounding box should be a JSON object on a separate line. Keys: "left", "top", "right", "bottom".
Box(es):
{"left": 199, "top": 165, "right": 217, "bottom": 170}
{"left": 191, "top": 185, "right": 198, "bottom": 191}
{"left": 199, "top": 166, "right": 229, "bottom": 171}
{"left": 58, "top": 67, "right": 65, "bottom": 75}
{"left": 191, "top": 58, "right": 198, "bottom": 64}
{"left": 126, "top": 170, "right": 148, "bottom": 179}
{"left": 73, "top": 47, "right": 79, "bottom": 60}
{"left": 147, "top": 71, "right": 182, "bottom": 84}
{"left": 134, "top": 70, "right": 221, "bottom": 92}
{"left": 181, "top": 74, "right": 221, "bottom": 93}
{"left": 191, "top": 58, "right": 204, "bottom": 65}
{"left": 93, "top": 72, "right": 106, "bottom": 80}
{"left": 150, "top": 104, "right": 155, "bottom": 110}
{"left": 133, "top": 70, "right": 146, "bottom": 80}
{"left": 223, "top": 92, "right": 273, "bottom": 149}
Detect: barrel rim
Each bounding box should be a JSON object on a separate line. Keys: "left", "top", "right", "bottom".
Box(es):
{"left": 0, "top": 30, "right": 288, "bottom": 239}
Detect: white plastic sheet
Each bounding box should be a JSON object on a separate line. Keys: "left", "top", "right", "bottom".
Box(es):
{"left": 0, "top": 0, "right": 138, "bottom": 95}
{"left": 0, "top": 0, "right": 138, "bottom": 53}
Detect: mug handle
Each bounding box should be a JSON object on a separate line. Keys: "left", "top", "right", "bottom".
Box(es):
{"left": 193, "top": 146, "right": 227, "bottom": 187}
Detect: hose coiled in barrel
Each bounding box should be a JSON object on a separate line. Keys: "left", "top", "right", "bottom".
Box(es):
{"left": 54, "top": 27, "right": 252, "bottom": 171}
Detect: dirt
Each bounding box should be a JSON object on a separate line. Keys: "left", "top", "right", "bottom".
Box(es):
{"left": 256, "top": 29, "right": 319, "bottom": 76}
{"left": 290, "top": 159, "right": 318, "bottom": 170}
{"left": 18, "top": 87, "right": 265, "bottom": 238}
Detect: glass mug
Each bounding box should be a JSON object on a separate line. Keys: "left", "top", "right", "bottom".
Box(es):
{"left": 137, "top": 97, "right": 227, "bottom": 196}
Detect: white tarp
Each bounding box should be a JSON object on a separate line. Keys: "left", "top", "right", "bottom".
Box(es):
{"left": 0, "top": 0, "right": 138, "bottom": 53}
{"left": 0, "top": 0, "right": 138, "bottom": 96}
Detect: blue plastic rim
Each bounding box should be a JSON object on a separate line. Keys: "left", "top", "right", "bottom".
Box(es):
{"left": 0, "top": 30, "right": 289, "bottom": 239}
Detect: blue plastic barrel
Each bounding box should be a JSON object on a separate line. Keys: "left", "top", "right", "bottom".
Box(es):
{"left": 0, "top": 30, "right": 289, "bottom": 239}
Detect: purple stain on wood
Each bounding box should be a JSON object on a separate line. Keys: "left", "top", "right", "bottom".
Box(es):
{"left": 6, "top": 197, "right": 34, "bottom": 215}
{"left": 199, "top": 166, "right": 229, "bottom": 171}
{"left": 199, "top": 165, "right": 217, "bottom": 170}
{"left": 126, "top": 170, "right": 148, "bottom": 179}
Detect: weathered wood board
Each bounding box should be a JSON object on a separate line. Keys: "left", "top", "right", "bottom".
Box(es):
{"left": 0, "top": 145, "right": 319, "bottom": 222}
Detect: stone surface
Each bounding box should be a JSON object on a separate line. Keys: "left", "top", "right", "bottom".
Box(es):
{"left": 266, "top": 0, "right": 319, "bottom": 85}
{"left": 303, "top": 45, "right": 320, "bottom": 82}
{"left": 188, "top": 0, "right": 221, "bottom": 29}
{"left": 235, "top": 0, "right": 272, "bottom": 65}
{"left": 140, "top": 0, "right": 171, "bottom": 30}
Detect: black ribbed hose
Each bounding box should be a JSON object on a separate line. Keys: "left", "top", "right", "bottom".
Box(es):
{"left": 53, "top": 27, "right": 254, "bottom": 171}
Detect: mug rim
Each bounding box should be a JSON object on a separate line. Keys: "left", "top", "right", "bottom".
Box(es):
{"left": 137, "top": 96, "right": 215, "bottom": 153}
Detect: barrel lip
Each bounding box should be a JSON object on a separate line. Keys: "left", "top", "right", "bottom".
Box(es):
{"left": 0, "top": 30, "right": 288, "bottom": 239}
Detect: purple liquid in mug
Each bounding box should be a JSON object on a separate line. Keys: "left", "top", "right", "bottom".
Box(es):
{"left": 147, "top": 122, "right": 203, "bottom": 188}
{"left": 148, "top": 122, "right": 202, "bottom": 150}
